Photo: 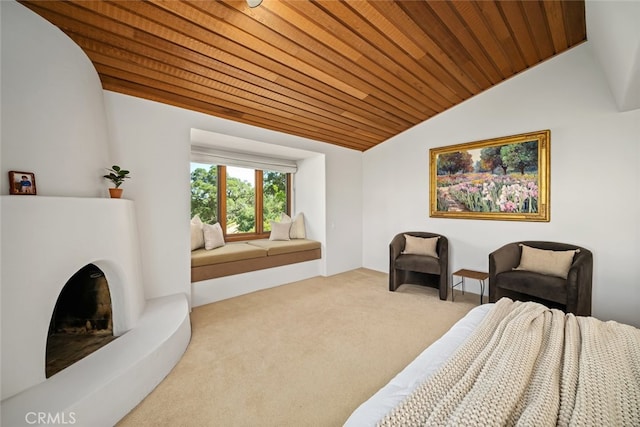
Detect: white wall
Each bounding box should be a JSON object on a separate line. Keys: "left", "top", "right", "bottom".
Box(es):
{"left": 363, "top": 43, "right": 640, "bottom": 327}
{"left": 103, "top": 91, "right": 363, "bottom": 302}
{"left": 586, "top": 1, "right": 640, "bottom": 111}
{"left": 102, "top": 93, "right": 193, "bottom": 302}
{"left": 1, "top": 1, "right": 110, "bottom": 197}
{"left": 294, "top": 155, "right": 327, "bottom": 273}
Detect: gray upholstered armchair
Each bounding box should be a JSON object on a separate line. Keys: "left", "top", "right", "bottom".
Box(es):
{"left": 489, "top": 241, "right": 593, "bottom": 316}
{"left": 389, "top": 232, "right": 448, "bottom": 300}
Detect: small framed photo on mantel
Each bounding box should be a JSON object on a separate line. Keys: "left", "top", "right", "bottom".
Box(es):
{"left": 8, "top": 171, "right": 37, "bottom": 195}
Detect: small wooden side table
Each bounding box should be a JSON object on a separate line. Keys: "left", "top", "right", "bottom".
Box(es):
{"left": 451, "top": 269, "right": 489, "bottom": 304}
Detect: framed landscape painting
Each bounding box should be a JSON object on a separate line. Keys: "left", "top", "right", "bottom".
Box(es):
{"left": 429, "top": 130, "right": 550, "bottom": 222}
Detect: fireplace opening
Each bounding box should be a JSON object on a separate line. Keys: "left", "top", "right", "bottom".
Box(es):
{"left": 46, "top": 264, "right": 117, "bottom": 378}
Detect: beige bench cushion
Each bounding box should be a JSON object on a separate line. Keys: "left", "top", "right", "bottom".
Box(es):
{"left": 191, "top": 243, "right": 267, "bottom": 267}
{"left": 247, "top": 239, "right": 321, "bottom": 256}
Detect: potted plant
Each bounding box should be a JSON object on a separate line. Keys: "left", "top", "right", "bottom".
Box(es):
{"left": 103, "top": 165, "right": 130, "bottom": 198}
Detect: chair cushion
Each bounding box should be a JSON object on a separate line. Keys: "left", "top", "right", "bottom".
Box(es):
{"left": 191, "top": 243, "right": 267, "bottom": 267}
{"left": 247, "top": 239, "right": 321, "bottom": 255}
{"left": 495, "top": 270, "right": 567, "bottom": 304}
{"left": 514, "top": 244, "right": 579, "bottom": 279}
{"left": 402, "top": 235, "right": 439, "bottom": 258}
{"left": 394, "top": 254, "right": 441, "bottom": 275}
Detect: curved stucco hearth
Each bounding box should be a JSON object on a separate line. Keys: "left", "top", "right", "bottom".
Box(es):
{"left": 1, "top": 196, "right": 190, "bottom": 426}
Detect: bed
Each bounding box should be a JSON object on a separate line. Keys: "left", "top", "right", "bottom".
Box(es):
{"left": 344, "top": 298, "right": 640, "bottom": 426}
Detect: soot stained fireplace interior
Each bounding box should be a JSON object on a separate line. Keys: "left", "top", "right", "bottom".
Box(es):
{"left": 46, "top": 264, "right": 117, "bottom": 378}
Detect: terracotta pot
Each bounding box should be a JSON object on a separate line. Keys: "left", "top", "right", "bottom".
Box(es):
{"left": 108, "top": 188, "right": 123, "bottom": 199}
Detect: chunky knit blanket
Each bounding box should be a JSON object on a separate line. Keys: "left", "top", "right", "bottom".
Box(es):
{"left": 378, "top": 298, "right": 640, "bottom": 426}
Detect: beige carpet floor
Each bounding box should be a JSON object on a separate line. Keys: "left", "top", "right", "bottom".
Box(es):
{"left": 118, "top": 268, "right": 479, "bottom": 427}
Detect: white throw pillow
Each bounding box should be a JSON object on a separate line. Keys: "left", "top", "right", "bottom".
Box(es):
{"left": 281, "top": 212, "right": 306, "bottom": 239}
{"left": 190, "top": 215, "right": 205, "bottom": 251}
{"left": 514, "top": 244, "right": 579, "bottom": 279}
{"left": 402, "top": 234, "right": 440, "bottom": 258}
{"left": 203, "top": 222, "right": 225, "bottom": 250}
{"left": 269, "top": 220, "right": 291, "bottom": 241}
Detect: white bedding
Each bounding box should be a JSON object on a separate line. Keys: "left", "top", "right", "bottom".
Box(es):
{"left": 343, "top": 303, "right": 494, "bottom": 427}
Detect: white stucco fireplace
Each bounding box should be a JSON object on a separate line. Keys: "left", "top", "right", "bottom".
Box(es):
{"left": 1, "top": 196, "right": 190, "bottom": 426}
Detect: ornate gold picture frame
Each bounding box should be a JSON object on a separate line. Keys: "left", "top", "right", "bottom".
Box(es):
{"left": 430, "top": 130, "right": 550, "bottom": 222}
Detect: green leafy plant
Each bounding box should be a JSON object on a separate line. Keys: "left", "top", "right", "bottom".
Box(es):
{"left": 103, "top": 165, "right": 131, "bottom": 188}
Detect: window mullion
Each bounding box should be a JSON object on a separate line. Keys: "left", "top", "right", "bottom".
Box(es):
{"left": 219, "top": 165, "right": 227, "bottom": 235}
{"left": 256, "top": 170, "right": 264, "bottom": 235}
{"left": 286, "top": 173, "right": 292, "bottom": 215}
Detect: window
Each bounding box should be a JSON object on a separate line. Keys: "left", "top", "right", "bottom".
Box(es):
{"left": 191, "top": 162, "right": 218, "bottom": 223}
{"left": 191, "top": 163, "right": 291, "bottom": 241}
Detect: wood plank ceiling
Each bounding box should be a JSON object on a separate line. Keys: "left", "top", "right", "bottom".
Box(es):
{"left": 20, "top": 0, "right": 586, "bottom": 151}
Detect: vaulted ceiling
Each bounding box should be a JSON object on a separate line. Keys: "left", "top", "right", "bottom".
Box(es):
{"left": 20, "top": 1, "right": 586, "bottom": 151}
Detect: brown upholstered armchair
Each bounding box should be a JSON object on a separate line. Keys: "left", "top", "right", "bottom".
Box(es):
{"left": 389, "top": 232, "right": 448, "bottom": 300}
{"left": 489, "top": 241, "right": 593, "bottom": 316}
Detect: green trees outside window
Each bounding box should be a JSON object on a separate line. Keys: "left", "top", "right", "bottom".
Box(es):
{"left": 191, "top": 163, "right": 290, "bottom": 240}
{"left": 191, "top": 163, "right": 218, "bottom": 224}
{"left": 262, "top": 170, "right": 288, "bottom": 231}
{"left": 225, "top": 167, "right": 256, "bottom": 233}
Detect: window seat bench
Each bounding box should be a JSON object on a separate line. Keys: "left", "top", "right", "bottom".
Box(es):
{"left": 191, "top": 239, "right": 321, "bottom": 282}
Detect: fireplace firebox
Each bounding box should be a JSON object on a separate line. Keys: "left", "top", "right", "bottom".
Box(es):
{"left": 45, "top": 264, "right": 116, "bottom": 377}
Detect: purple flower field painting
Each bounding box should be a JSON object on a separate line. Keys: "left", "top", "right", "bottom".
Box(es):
{"left": 429, "top": 130, "right": 550, "bottom": 222}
